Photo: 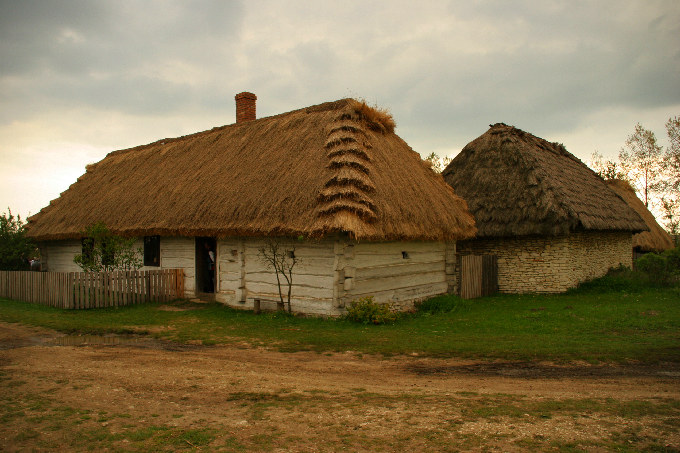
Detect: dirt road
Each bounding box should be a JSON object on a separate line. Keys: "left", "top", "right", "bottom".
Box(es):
{"left": 1, "top": 321, "right": 678, "bottom": 451}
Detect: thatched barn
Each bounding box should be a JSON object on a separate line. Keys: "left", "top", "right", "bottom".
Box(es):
{"left": 26, "top": 94, "right": 476, "bottom": 315}
{"left": 442, "top": 123, "right": 648, "bottom": 294}
{"left": 605, "top": 179, "right": 675, "bottom": 255}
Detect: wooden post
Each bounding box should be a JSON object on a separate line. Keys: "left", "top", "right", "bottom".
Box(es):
{"left": 253, "top": 298, "right": 261, "bottom": 314}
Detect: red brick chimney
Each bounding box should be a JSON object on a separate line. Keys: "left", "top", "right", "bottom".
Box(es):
{"left": 235, "top": 92, "right": 257, "bottom": 123}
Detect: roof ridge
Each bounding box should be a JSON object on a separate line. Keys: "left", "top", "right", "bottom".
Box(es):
{"left": 315, "top": 111, "right": 378, "bottom": 223}
{"left": 100, "top": 99, "right": 356, "bottom": 162}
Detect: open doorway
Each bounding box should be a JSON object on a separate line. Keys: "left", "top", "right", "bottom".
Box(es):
{"left": 195, "top": 237, "right": 217, "bottom": 295}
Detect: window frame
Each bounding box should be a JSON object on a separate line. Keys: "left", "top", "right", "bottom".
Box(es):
{"left": 143, "top": 235, "right": 161, "bottom": 267}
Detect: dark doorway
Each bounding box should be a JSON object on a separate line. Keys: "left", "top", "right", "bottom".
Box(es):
{"left": 195, "top": 237, "right": 217, "bottom": 294}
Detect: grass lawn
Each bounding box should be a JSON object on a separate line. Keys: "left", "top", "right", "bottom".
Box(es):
{"left": 1, "top": 278, "right": 678, "bottom": 363}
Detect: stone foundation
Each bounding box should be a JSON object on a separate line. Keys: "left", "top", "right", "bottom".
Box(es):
{"left": 456, "top": 232, "right": 632, "bottom": 293}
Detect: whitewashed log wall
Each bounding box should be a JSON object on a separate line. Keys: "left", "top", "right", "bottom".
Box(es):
{"left": 39, "top": 237, "right": 196, "bottom": 298}
{"left": 339, "top": 241, "right": 450, "bottom": 311}
{"left": 215, "top": 238, "right": 336, "bottom": 315}
{"left": 38, "top": 236, "right": 456, "bottom": 315}
{"left": 157, "top": 237, "right": 195, "bottom": 297}
{"left": 39, "top": 240, "right": 82, "bottom": 273}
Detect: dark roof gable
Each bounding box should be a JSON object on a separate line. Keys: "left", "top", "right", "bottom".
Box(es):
{"left": 442, "top": 123, "right": 647, "bottom": 237}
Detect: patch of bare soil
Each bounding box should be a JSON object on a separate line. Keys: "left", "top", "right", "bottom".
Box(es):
{"left": 1, "top": 322, "right": 678, "bottom": 452}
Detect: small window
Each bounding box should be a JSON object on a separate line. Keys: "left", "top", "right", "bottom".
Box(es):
{"left": 81, "top": 237, "right": 114, "bottom": 266}
{"left": 401, "top": 251, "right": 410, "bottom": 259}
{"left": 287, "top": 250, "right": 296, "bottom": 259}
{"left": 101, "top": 238, "right": 114, "bottom": 266}
{"left": 81, "top": 237, "right": 94, "bottom": 260}
{"left": 144, "top": 236, "right": 160, "bottom": 267}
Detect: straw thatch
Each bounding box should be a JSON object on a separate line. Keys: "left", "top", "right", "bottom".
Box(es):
{"left": 27, "top": 99, "right": 476, "bottom": 242}
{"left": 605, "top": 179, "right": 674, "bottom": 252}
{"left": 442, "top": 123, "right": 648, "bottom": 237}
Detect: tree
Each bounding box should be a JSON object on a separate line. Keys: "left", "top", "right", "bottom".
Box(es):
{"left": 424, "top": 152, "right": 452, "bottom": 173}
{"left": 0, "top": 209, "right": 36, "bottom": 270}
{"left": 589, "top": 151, "right": 627, "bottom": 181}
{"left": 588, "top": 117, "right": 679, "bottom": 235}
{"left": 664, "top": 116, "right": 680, "bottom": 193}
{"left": 618, "top": 123, "right": 664, "bottom": 207}
{"left": 73, "top": 223, "right": 142, "bottom": 272}
{"left": 660, "top": 197, "right": 679, "bottom": 243}
{"left": 258, "top": 239, "right": 299, "bottom": 313}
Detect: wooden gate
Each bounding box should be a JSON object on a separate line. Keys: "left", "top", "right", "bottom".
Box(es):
{"left": 460, "top": 255, "right": 498, "bottom": 299}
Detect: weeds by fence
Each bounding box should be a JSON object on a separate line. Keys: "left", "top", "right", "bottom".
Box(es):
{"left": 0, "top": 269, "right": 184, "bottom": 309}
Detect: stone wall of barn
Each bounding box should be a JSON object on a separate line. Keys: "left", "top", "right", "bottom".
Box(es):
{"left": 456, "top": 231, "right": 632, "bottom": 293}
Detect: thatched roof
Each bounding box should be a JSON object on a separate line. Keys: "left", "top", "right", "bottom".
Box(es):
{"left": 606, "top": 179, "right": 674, "bottom": 252}
{"left": 27, "top": 99, "right": 476, "bottom": 242}
{"left": 442, "top": 123, "right": 648, "bottom": 238}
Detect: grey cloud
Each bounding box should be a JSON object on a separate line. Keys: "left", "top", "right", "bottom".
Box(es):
{"left": 1, "top": 0, "right": 245, "bottom": 121}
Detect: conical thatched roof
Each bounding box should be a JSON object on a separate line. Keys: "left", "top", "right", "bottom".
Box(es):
{"left": 27, "top": 99, "right": 476, "bottom": 242}
{"left": 605, "top": 179, "right": 674, "bottom": 252}
{"left": 442, "top": 123, "right": 647, "bottom": 238}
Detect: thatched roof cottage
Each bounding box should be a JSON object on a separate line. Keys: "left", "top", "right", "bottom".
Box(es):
{"left": 442, "top": 123, "right": 647, "bottom": 293}
{"left": 605, "top": 179, "right": 674, "bottom": 254}
{"left": 27, "top": 94, "right": 476, "bottom": 315}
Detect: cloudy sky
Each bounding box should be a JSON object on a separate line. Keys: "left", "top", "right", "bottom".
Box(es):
{"left": 1, "top": 0, "right": 679, "bottom": 219}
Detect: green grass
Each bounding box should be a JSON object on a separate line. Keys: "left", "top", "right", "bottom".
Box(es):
{"left": 0, "top": 278, "right": 679, "bottom": 363}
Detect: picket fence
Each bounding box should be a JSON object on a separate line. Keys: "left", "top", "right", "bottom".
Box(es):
{"left": 0, "top": 269, "right": 184, "bottom": 309}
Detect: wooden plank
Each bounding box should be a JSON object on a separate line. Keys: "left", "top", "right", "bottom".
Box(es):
{"left": 342, "top": 281, "right": 448, "bottom": 305}
{"left": 246, "top": 280, "right": 333, "bottom": 300}
{"left": 66, "top": 273, "right": 73, "bottom": 309}
{"left": 124, "top": 270, "right": 129, "bottom": 305}
{"left": 482, "top": 255, "right": 498, "bottom": 297}
{"left": 354, "top": 261, "right": 444, "bottom": 280}
{"left": 176, "top": 268, "right": 184, "bottom": 298}
{"left": 460, "top": 255, "right": 482, "bottom": 299}
{"left": 346, "top": 270, "right": 445, "bottom": 296}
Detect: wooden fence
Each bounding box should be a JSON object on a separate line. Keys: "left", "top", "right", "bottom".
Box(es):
{"left": 460, "top": 255, "right": 498, "bottom": 299}
{"left": 0, "top": 269, "right": 184, "bottom": 309}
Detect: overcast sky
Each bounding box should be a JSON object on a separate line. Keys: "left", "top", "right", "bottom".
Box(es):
{"left": 1, "top": 0, "right": 679, "bottom": 219}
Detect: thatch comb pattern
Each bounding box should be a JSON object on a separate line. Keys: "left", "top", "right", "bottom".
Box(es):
{"left": 317, "top": 115, "right": 377, "bottom": 222}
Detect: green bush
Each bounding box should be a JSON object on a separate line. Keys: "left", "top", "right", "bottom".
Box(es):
{"left": 568, "top": 265, "right": 652, "bottom": 294}
{"left": 417, "top": 295, "right": 464, "bottom": 314}
{"left": 0, "top": 209, "right": 36, "bottom": 270}
{"left": 636, "top": 250, "right": 679, "bottom": 285}
{"left": 663, "top": 246, "right": 680, "bottom": 271}
{"left": 344, "top": 296, "right": 397, "bottom": 325}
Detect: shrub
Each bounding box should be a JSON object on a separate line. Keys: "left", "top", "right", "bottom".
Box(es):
{"left": 73, "top": 222, "right": 142, "bottom": 272}
{"left": 636, "top": 251, "right": 678, "bottom": 285}
{"left": 568, "top": 265, "right": 650, "bottom": 293}
{"left": 417, "top": 295, "right": 463, "bottom": 314}
{"left": 0, "top": 209, "right": 36, "bottom": 270}
{"left": 344, "top": 296, "right": 397, "bottom": 325}
{"left": 663, "top": 246, "right": 680, "bottom": 271}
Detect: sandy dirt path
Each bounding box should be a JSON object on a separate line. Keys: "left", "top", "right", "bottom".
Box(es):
{"left": 1, "top": 321, "right": 678, "bottom": 451}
